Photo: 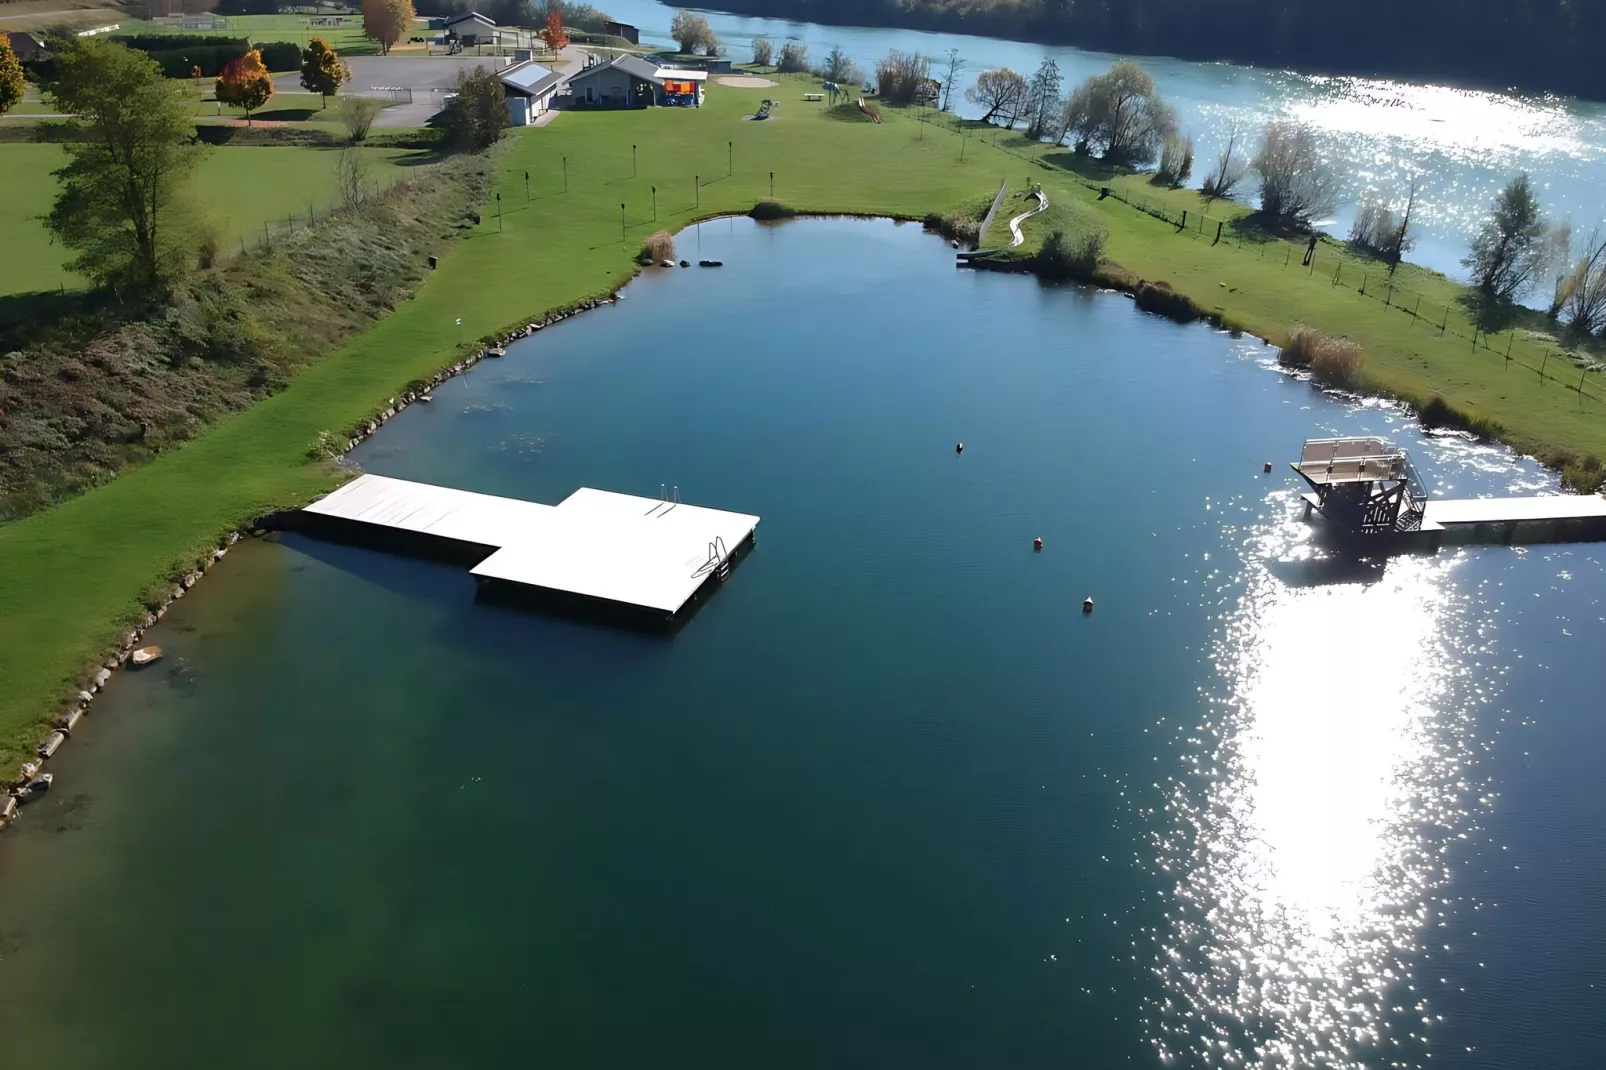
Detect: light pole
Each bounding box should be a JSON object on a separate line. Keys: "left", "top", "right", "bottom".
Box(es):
{"left": 652, "top": 186, "right": 657, "bottom": 220}
{"left": 632, "top": 144, "right": 637, "bottom": 177}
{"left": 620, "top": 203, "right": 626, "bottom": 243}
{"left": 496, "top": 192, "right": 502, "bottom": 232}
{"left": 770, "top": 171, "right": 774, "bottom": 197}
{"left": 695, "top": 175, "right": 699, "bottom": 210}
{"left": 728, "top": 140, "right": 732, "bottom": 176}
{"left": 524, "top": 170, "right": 529, "bottom": 202}
{"left": 562, "top": 156, "right": 568, "bottom": 192}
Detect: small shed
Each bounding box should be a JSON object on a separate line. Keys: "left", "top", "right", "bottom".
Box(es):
{"left": 4, "top": 30, "right": 48, "bottom": 62}
{"left": 501, "top": 60, "right": 565, "bottom": 125}
{"left": 443, "top": 11, "right": 497, "bottom": 46}
{"left": 602, "top": 20, "right": 639, "bottom": 45}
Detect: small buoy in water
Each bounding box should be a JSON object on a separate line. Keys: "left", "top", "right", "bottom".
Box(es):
{"left": 418, "top": 394, "right": 434, "bottom": 404}
{"left": 1263, "top": 461, "right": 1272, "bottom": 473}
{"left": 1082, "top": 597, "right": 1094, "bottom": 613}
{"left": 130, "top": 645, "right": 163, "bottom": 668}
{"left": 956, "top": 442, "right": 964, "bottom": 454}
{"left": 1033, "top": 537, "right": 1044, "bottom": 551}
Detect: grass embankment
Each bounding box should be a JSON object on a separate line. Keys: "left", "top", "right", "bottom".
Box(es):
{"left": 0, "top": 144, "right": 424, "bottom": 299}
{"left": 1, "top": 74, "right": 1604, "bottom": 764}
{"left": 111, "top": 15, "right": 380, "bottom": 56}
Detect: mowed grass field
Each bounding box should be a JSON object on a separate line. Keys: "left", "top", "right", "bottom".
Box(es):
{"left": 113, "top": 14, "right": 384, "bottom": 58}
{"left": 0, "top": 144, "right": 428, "bottom": 298}
{"left": 1, "top": 75, "right": 1605, "bottom": 763}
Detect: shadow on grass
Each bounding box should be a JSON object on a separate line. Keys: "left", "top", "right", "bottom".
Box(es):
{"left": 0, "top": 290, "right": 94, "bottom": 342}
{"left": 1038, "top": 151, "right": 1119, "bottom": 183}
{"left": 1457, "top": 288, "right": 1525, "bottom": 333}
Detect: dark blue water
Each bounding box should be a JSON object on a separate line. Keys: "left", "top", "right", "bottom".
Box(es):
{"left": 0, "top": 219, "right": 1601, "bottom": 1069}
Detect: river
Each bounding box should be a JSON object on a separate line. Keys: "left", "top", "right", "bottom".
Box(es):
{"left": 0, "top": 218, "right": 1601, "bottom": 1068}
{"left": 604, "top": 0, "right": 1606, "bottom": 288}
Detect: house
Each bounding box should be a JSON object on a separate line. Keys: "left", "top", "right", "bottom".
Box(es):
{"left": 4, "top": 31, "right": 48, "bottom": 62}
{"left": 500, "top": 60, "right": 566, "bottom": 126}
{"left": 442, "top": 11, "right": 496, "bottom": 47}
{"left": 602, "top": 20, "right": 639, "bottom": 45}
{"left": 566, "top": 54, "right": 707, "bottom": 108}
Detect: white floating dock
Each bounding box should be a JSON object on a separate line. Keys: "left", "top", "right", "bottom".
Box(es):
{"left": 301, "top": 474, "right": 759, "bottom": 618}
{"left": 1422, "top": 495, "right": 1606, "bottom": 527}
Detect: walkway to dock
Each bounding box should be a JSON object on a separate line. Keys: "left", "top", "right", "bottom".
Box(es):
{"left": 1422, "top": 495, "right": 1606, "bottom": 527}
{"left": 302, "top": 475, "right": 759, "bottom": 617}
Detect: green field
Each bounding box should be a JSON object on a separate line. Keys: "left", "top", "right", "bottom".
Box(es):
{"left": 1, "top": 74, "right": 1604, "bottom": 765}
{"left": 113, "top": 14, "right": 385, "bottom": 57}
{"left": 0, "top": 144, "right": 426, "bottom": 298}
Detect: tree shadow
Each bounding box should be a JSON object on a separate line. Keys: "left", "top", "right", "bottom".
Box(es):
{"left": 0, "top": 290, "right": 97, "bottom": 345}
{"left": 1038, "top": 150, "right": 1118, "bottom": 183}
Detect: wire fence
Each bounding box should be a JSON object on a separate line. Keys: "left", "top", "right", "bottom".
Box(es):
{"left": 229, "top": 163, "right": 437, "bottom": 261}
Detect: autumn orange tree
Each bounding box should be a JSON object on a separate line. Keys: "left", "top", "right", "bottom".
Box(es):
{"left": 0, "top": 32, "right": 25, "bottom": 118}
{"left": 361, "top": 0, "right": 416, "bottom": 56}
{"left": 541, "top": 7, "right": 569, "bottom": 51}
{"left": 299, "top": 37, "right": 351, "bottom": 107}
{"left": 215, "top": 48, "right": 274, "bottom": 125}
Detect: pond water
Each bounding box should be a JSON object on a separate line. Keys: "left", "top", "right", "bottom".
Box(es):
{"left": 606, "top": 0, "right": 1606, "bottom": 288}
{"left": 0, "top": 219, "right": 1602, "bottom": 1069}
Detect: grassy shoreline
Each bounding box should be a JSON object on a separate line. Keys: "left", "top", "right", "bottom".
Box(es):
{"left": 1, "top": 74, "right": 1602, "bottom": 766}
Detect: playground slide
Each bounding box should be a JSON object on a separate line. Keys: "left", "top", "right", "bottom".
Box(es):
{"left": 957, "top": 189, "right": 1050, "bottom": 260}
{"left": 856, "top": 97, "right": 882, "bottom": 123}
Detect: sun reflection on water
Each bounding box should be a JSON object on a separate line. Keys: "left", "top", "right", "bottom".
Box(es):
{"left": 1146, "top": 502, "right": 1490, "bottom": 1069}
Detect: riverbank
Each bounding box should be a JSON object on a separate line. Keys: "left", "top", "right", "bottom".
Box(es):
{"left": 1, "top": 73, "right": 1603, "bottom": 770}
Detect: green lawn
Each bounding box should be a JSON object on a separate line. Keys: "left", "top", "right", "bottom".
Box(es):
{"left": 0, "top": 144, "right": 425, "bottom": 298}
{"left": 1, "top": 74, "right": 1604, "bottom": 765}
{"left": 113, "top": 14, "right": 384, "bottom": 57}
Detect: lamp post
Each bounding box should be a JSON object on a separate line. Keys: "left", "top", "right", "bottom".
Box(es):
{"left": 524, "top": 170, "right": 529, "bottom": 202}
{"left": 562, "top": 156, "right": 568, "bottom": 192}
{"left": 620, "top": 203, "right": 626, "bottom": 243}
{"left": 496, "top": 192, "right": 502, "bottom": 232}
{"left": 632, "top": 144, "right": 637, "bottom": 177}
{"left": 770, "top": 171, "right": 774, "bottom": 197}
{"left": 728, "top": 140, "right": 732, "bottom": 176}
{"left": 652, "top": 186, "right": 657, "bottom": 220}
{"left": 695, "top": 175, "right": 699, "bottom": 210}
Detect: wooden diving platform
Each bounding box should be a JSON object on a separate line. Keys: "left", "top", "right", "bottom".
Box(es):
{"left": 299, "top": 474, "right": 759, "bottom": 621}
{"left": 1293, "top": 436, "right": 1606, "bottom": 549}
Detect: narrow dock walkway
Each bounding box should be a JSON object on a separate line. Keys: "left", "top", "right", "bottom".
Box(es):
{"left": 301, "top": 475, "right": 759, "bottom": 619}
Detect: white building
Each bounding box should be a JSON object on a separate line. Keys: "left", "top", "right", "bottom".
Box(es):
{"left": 501, "top": 61, "right": 566, "bottom": 126}
{"left": 442, "top": 11, "right": 496, "bottom": 46}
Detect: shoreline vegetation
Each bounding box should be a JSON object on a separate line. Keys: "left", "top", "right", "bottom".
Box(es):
{"left": 2, "top": 69, "right": 1604, "bottom": 772}
{"left": 698, "top": 0, "right": 1606, "bottom": 101}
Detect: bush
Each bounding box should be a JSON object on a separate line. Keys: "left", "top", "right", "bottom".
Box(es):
{"left": 1034, "top": 228, "right": 1105, "bottom": 281}
{"left": 1279, "top": 326, "right": 1364, "bottom": 385}
{"left": 749, "top": 198, "right": 795, "bottom": 220}
{"left": 338, "top": 95, "right": 384, "bottom": 143}
{"left": 777, "top": 41, "right": 809, "bottom": 74}
{"left": 638, "top": 230, "right": 675, "bottom": 264}
{"left": 1560, "top": 454, "right": 1604, "bottom": 493}
{"left": 1155, "top": 134, "right": 1194, "bottom": 187}
{"left": 254, "top": 41, "right": 302, "bottom": 72}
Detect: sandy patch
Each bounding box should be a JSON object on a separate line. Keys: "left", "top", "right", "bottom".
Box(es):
{"left": 717, "top": 76, "right": 780, "bottom": 88}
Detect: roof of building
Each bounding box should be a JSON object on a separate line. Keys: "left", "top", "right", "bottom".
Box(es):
{"left": 499, "top": 60, "right": 563, "bottom": 96}
{"left": 443, "top": 11, "right": 495, "bottom": 27}
{"left": 568, "top": 54, "right": 709, "bottom": 86}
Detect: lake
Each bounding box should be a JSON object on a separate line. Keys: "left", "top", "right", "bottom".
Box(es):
{"left": 605, "top": 0, "right": 1606, "bottom": 288}
{"left": 0, "top": 219, "right": 1602, "bottom": 1069}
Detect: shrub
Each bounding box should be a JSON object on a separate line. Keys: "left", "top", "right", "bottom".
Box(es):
{"left": 749, "top": 198, "right": 795, "bottom": 221}
{"left": 1134, "top": 280, "right": 1200, "bottom": 323}
{"left": 1034, "top": 228, "right": 1105, "bottom": 281}
{"left": 1155, "top": 134, "right": 1194, "bottom": 187}
{"left": 255, "top": 41, "right": 302, "bottom": 73}
{"left": 777, "top": 41, "right": 809, "bottom": 74}
{"left": 1560, "top": 455, "right": 1604, "bottom": 493}
{"left": 638, "top": 230, "right": 675, "bottom": 264}
{"left": 338, "top": 95, "right": 384, "bottom": 143}
{"left": 1279, "top": 326, "right": 1364, "bottom": 385}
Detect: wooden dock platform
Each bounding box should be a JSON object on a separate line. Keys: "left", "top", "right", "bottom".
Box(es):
{"left": 301, "top": 475, "right": 759, "bottom": 619}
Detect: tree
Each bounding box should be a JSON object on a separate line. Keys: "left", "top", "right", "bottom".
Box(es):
{"left": 1551, "top": 225, "right": 1606, "bottom": 334}
{"left": 1065, "top": 59, "right": 1175, "bottom": 163}
{"left": 670, "top": 10, "right": 713, "bottom": 54}
{"left": 965, "top": 67, "right": 1026, "bottom": 125}
{"left": 0, "top": 32, "right": 24, "bottom": 118}
{"left": 776, "top": 40, "right": 809, "bottom": 74}
{"left": 875, "top": 50, "right": 930, "bottom": 104}
{"left": 541, "top": 7, "right": 570, "bottom": 51}
{"left": 751, "top": 34, "right": 773, "bottom": 68}
{"left": 1201, "top": 124, "right": 1248, "bottom": 200}
{"left": 44, "top": 38, "right": 201, "bottom": 291}
{"left": 362, "top": 0, "right": 415, "bottom": 56}
{"left": 299, "top": 37, "right": 351, "bottom": 108}
{"left": 336, "top": 146, "right": 370, "bottom": 210}
{"left": 215, "top": 48, "right": 274, "bottom": 124}
{"left": 1024, "top": 56, "right": 1061, "bottom": 140}
{"left": 1252, "top": 119, "right": 1341, "bottom": 228}
{"left": 1155, "top": 134, "right": 1194, "bottom": 186}
{"left": 441, "top": 65, "right": 507, "bottom": 150}
{"left": 1055, "top": 82, "right": 1094, "bottom": 148}
{"left": 1350, "top": 177, "right": 1418, "bottom": 270}
{"left": 938, "top": 47, "right": 965, "bottom": 112}
{"left": 821, "top": 44, "right": 859, "bottom": 85}
{"left": 1463, "top": 174, "right": 1548, "bottom": 300}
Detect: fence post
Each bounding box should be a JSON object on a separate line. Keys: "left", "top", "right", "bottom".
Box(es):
{"left": 1540, "top": 351, "right": 1548, "bottom": 379}
{"left": 1385, "top": 283, "right": 1392, "bottom": 307}
{"left": 1180, "top": 209, "right": 1187, "bottom": 232}
{"left": 1506, "top": 333, "right": 1513, "bottom": 364}
{"left": 1471, "top": 328, "right": 1478, "bottom": 349}
{"left": 1333, "top": 263, "right": 1341, "bottom": 287}
{"left": 1285, "top": 245, "right": 1291, "bottom": 267}
{"left": 1440, "top": 307, "right": 1449, "bottom": 336}
{"left": 1412, "top": 296, "right": 1421, "bottom": 323}
{"left": 264, "top": 221, "right": 270, "bottom": 246}
{"left": 1360, "top": 271, "right": 1368, "bottom": 295}
{"left": 1582, "top": 367, "right": 1590, "bottom": 392}
{"left": 1214, "top": 221, "right": 1223, "bottom": 245}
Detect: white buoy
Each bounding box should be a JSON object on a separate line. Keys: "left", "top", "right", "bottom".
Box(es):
{"left": 1082, "top": 596, "right": 1094, "bottom": 613}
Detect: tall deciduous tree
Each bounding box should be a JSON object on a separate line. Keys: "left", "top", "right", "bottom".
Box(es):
{"left": 821, "top": 44, "right": 858, "bottom": 85}
{"left": 542, "top": 7, "right": 570, "bottom": 50}
{"left": 216, "top": 48, "right": 274, "bottom": 124}
{"left": 751, "top": 34, "right": 773, "bottom": 68}
{"left": 776, "top": 40, "right": 809, "bottom": 74}
{"left": 670, "top": 10, "right": 713, "bottom": 54}
{"left": 441, "top": 65, "right": 507, "bottom": 150}
{"left": 299, "top": 37, "right": 351, "bottom": 108}
{"left": 1253, "top": 119, "right": 1342, "bottom": 228}
{"left": 362, "top": 0, "right": 415, "bottom": 56}
{"left": 965, "top": 67, "right": 1026, "bottom": 125}
{"left": 1024, "top": 57, "right": 1061, "bottom": 139}
{"left": 938, "top": 47, "right": 965, "bottom": 112}
{"left": 1463, "top": 174, "right": 1548, "bottom": 300}
{"left": 1065, "top": 59, "right": 1175, "bottom": 163}
{"left": 44, "top": 38, "right": 201, "bottom": 291}
{"left": 0, "top": 32, "right": 25, "bottom": 117}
